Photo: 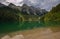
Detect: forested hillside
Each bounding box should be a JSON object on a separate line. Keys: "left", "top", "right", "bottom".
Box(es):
{"left": 0, "top": 3, "right": 47, "bottom": 22}
{"left": 44, "top": 4, "right": 60, "bottom": 23}
{"left": 0, "top": 5, "right": 19, "bottom": 22}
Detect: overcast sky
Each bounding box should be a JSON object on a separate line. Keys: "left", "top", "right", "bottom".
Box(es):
{"left": 0, "top": 0, "right": 60, "bottom": 11}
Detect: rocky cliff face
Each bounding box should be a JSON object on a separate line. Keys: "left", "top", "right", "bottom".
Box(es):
{"left": 8, "top": 3, "right": 47, "bottom": 16}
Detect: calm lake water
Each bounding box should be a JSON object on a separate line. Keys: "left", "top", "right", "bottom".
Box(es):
{"left": 0, "top": 21, "right": 60, "bottom": 33}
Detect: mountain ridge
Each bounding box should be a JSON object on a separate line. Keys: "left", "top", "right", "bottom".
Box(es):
{"left": 8, "top": 3, "right": 47, "bottom": 16}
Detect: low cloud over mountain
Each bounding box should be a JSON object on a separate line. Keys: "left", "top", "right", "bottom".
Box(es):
{"left": 0, "top": 0, "right": 60, "bottom": 11}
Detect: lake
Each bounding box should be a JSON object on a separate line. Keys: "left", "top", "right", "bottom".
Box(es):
{"left": 0, "top": 21, "right": 60, "bottom": 34}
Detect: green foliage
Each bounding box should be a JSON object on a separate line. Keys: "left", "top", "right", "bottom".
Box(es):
{"left": 0, "top": 6, "right": 19, "bottom": 22}
{"left": 51, "top": 4, "right": 60, "bottom": 13}
{"left": 44, "top": 4, "right": 60, "bottom": 23}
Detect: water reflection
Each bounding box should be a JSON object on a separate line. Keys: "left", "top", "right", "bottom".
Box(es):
{"left": 0, "top": 21, "right": 60, "bottom": 33}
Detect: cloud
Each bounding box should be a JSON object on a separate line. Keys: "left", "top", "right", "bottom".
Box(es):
{"left": 6, "top": 0, "right": 23, "bottom": 6}
{"left": 6, "top": 0, "right": 23, "bottom": 3}
{"left": 40, "top": 0, "right": 60, "bottom": 11}
{"left": 0, "top": 0, "right": 6, "bottom": 2}
{"left": 0, "top": 0, "right": 60, "bottom": 11}
{"left": 29, "top": 0, "right": 60, "bottom": 11}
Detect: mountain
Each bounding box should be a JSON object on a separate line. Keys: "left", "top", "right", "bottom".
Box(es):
{"left": 8, "top": 3, "right": 21, "bottom": 12}
{"left": 0, "top": 3, "right": 48, "bottom": 22}
{"left": 8, "top": 3, "right": 47, "bottom": 16}
{"left": 44, "top": 4, "right": 60, "bottom": 22}
{"left": 0, "top": 3, "right": 6, "bottom": 7}
{"left": 8, "top": 3, "right": 16, "bottom": 8}
{"left": 50, "top": 4, "right": 60, "bottom": 13}
{"left": 21, "top": 4, "right": 47, "bottom": 16}
{"left": 0, "top": 3, "right": 19, "bottom": 22}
